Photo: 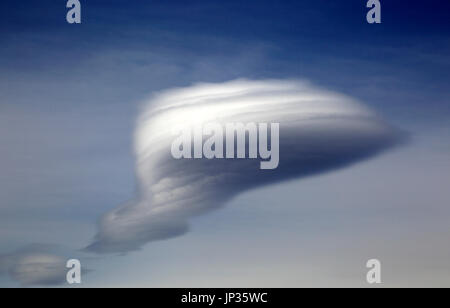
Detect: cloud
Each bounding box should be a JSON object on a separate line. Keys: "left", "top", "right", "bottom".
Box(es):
{"left": 0, "top": 244, "right": 68, "bottom": 286}
{"left": 87, "top": 79, "right": 404, "bottom": 253}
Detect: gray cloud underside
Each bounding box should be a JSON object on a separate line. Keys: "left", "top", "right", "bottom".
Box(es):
{"left": 87, "top": 79, "right": 404, "bottom": 253}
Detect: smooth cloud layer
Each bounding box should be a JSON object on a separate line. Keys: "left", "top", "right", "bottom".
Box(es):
{"left": 87, "top": 79, "right": 403, "bottom": 253}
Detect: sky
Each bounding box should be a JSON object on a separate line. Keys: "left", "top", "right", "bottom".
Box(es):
{"left": 0, "top": 0, "right": 450, "bottom": 287}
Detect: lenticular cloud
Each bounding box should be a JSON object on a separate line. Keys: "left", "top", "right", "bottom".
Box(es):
{"left": 87, "top": 79, "right": 402, "bottom": 253}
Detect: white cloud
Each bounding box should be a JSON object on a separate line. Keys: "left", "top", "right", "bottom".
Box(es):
{"left": 87, "top": 79, "right": 402, "bottom": 253}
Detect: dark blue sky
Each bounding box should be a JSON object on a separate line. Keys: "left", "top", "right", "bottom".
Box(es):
{"left": 1, "top": 0, "right": 449, "bottom": 123}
